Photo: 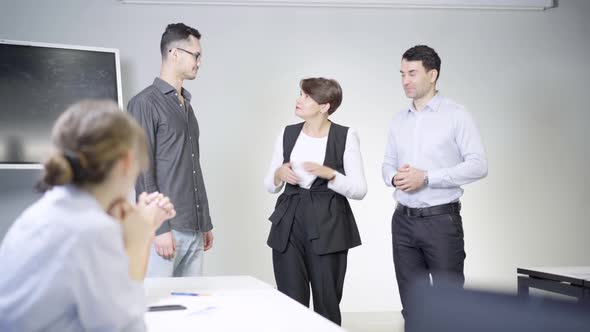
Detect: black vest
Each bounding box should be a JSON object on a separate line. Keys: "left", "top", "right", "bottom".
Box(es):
{"left": 267, "top": 122, "right": 362, "bottom": 255}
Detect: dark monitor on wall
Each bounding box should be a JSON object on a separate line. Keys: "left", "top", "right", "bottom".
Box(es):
{"left": 0, "top": 39, "right": 122, "bottom": 168}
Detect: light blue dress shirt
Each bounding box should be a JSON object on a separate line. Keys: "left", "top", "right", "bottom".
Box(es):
{"left": 0, "top": 185, "right": 146, "bottom": 332}
{"left": 382, "top": 93, "right": 488, "bottom": 208}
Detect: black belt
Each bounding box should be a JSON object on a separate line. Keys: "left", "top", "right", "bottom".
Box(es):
{"left": 396, "top": 202, "right": 461, "bottom": 218}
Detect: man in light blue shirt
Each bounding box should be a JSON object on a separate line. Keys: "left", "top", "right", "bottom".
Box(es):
{"left": 382, "top": 45, "right": 488, "bottom": 321}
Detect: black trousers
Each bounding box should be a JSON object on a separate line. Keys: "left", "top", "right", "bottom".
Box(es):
{"left": 392, "top": 208, "right": 466, "bottom": 319}
{"left": 272, "top": 216, "right": 348, "bottom": 325}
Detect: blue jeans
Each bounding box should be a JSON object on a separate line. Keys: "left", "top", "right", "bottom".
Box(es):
{"left": 146, "top": 229, "right": 204, "bottom": 277}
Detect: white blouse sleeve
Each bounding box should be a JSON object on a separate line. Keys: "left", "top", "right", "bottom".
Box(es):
{"left": 73, "top": 222, "right": 146, "bottom": 332}
{"left": 264, "top": 128, "right": 286, "bottom": 194}
{"left": 327, "top": 128, "right": 368, "bottom": 200}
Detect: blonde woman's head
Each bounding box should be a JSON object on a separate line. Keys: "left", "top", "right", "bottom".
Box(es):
{"left": 38, "top": 99, "right": 148, "bottom": 197}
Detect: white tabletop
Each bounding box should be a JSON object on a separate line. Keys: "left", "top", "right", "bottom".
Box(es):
{"left": 143, "top": 275, "right": 345, "bottom": 332}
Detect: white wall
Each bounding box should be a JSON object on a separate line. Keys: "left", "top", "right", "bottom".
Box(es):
{"left": 1, "top": 0, "right": 588, "bottom": 312}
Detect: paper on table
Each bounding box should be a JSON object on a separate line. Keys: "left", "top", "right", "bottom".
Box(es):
{"left": 145, "top": 290, "right": 344, "bottom": 332}
{"left": 147, "top": 295, "right": 219, "bottom": 314}
{"left": 145, "top": 296, "right": 222, "bottom": 331}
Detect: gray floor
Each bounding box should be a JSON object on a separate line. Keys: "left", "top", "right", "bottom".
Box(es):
{"left": 341, "top": 311, "right": 404, "bottom": 332}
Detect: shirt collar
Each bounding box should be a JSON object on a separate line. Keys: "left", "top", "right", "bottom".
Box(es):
{"left": 153, "top": 77, "right": 192, "bottom": 102}
{"left": 408, "top": 91, "right": 442, "bottom": 113}
{"left": 49, "top": 184, "right": 103, "bottom": 211}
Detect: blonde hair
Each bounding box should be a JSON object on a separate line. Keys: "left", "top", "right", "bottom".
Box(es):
{"left": 38, "top": 99, "right": 148, "bottom": 191}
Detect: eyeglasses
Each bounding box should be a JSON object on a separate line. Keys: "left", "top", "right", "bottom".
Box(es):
{"left": 170, "top": 48, "right": 201, "bottom": 62}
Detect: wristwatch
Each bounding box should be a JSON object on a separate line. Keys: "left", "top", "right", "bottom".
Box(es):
{"left": 423, "top": 172, "right": 429, "bottom": 186}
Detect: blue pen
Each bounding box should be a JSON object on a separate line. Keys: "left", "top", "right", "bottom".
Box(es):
{"left": 171, "top": 292, "right": 200, "bottom": 296}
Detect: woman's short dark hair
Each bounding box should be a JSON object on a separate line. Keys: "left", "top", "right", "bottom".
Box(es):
{"left": 160, "top": 23, "right": 201, "bottom": 58}
{"left": 300, "top": 77, "right": 343, "bottom": 115}
{"left": 402, "top": 45, "right": 441, "bottom": 82}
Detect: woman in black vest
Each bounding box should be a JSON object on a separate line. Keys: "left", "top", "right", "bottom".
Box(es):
{"left": 264, "top": 77, "right": 367, "bottom": 325}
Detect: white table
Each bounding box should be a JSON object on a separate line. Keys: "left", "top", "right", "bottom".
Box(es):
{"left": 143, "top": 276, "right": 346, "bottom": 332}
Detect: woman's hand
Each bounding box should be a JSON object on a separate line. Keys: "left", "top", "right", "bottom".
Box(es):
{"left": 108, "top": 199, "right": 155, "bottom": 280}
{"left": 107, "top": 193, "right": 176, "bottom": 280}
{"left": 108, "top": 192, "right": 176, "bottom": 238}
{"left": 138, "top": 192, "right": 177, "bottom": 260}
{"left": 137, "top": 192, "right": 176, "bottom": 230}
{"left": 303, "top": 162, "right": 336, "bottom": 181}
{"left": 274, "top": 162, "right": 299, "bottom": 185}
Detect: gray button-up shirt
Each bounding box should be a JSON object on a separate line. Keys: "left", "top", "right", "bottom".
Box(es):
{"left": 128, "top": 77, "right": 212, "bottom": 235}
{"left": 382, "top": 93, "right": 488, "bottom": 208}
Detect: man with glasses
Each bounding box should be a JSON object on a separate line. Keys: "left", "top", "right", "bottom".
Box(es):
{"left": 128, "top": 23, "right": 214, "bottom": 277}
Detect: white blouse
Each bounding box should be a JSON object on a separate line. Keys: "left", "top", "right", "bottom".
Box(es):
{"left": 0, "top": 185, "right": 146, "bottom": 332}
{"left": 264, "top": 126, "right": 367, "bottom": 200}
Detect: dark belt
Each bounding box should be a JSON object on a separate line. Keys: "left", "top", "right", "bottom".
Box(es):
{"left": 396, "top": 202, "right": 461, "bottom": 218}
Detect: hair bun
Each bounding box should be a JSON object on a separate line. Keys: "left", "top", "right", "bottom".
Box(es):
{"left": 37, "top": 153, "right": 74, "bottom": 191}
